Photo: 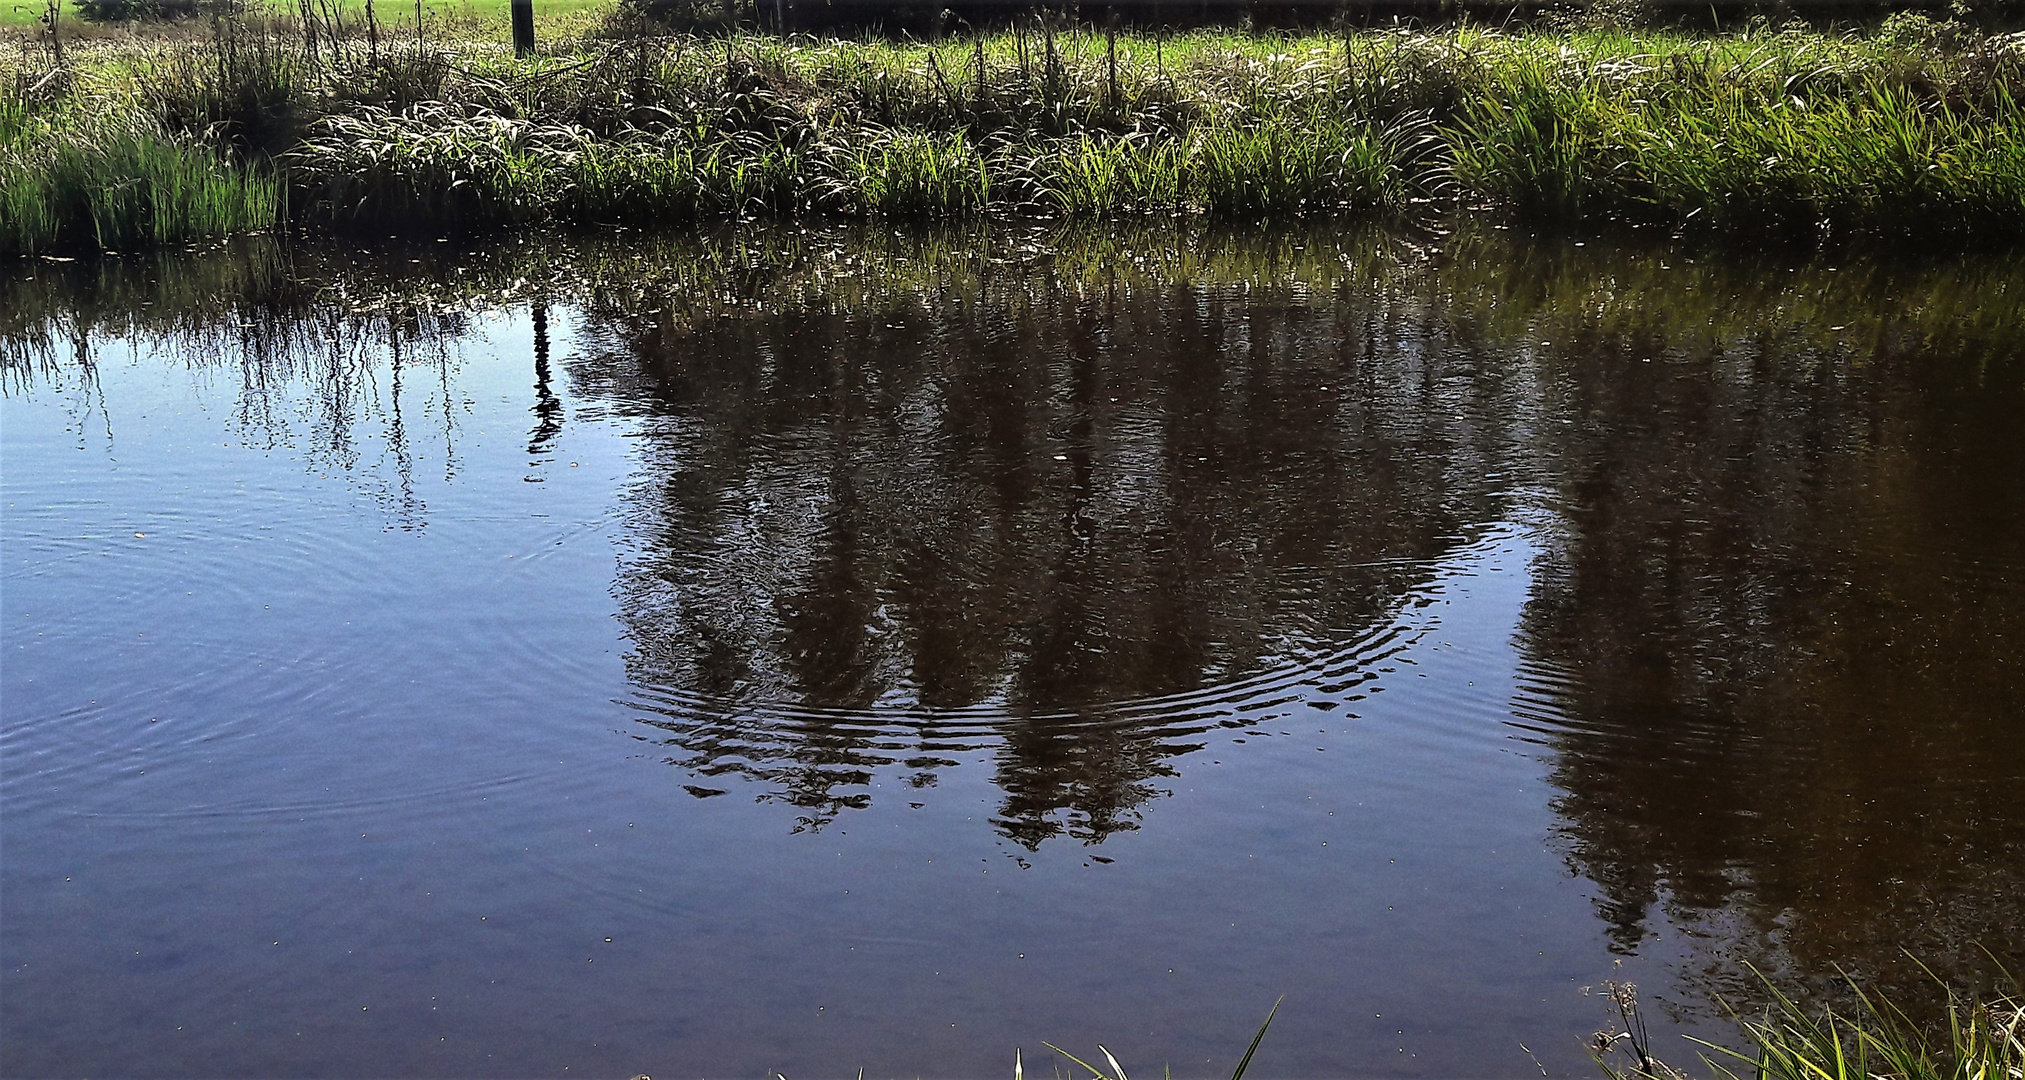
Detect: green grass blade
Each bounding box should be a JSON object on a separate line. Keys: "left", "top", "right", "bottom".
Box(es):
{"left": 1229, "top": 997, "right": 1282, "bottom": 1080}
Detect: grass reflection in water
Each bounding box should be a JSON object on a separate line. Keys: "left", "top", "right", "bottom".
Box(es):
{"left": 4, "top": 220, "right": 2023, "bottom": 1069}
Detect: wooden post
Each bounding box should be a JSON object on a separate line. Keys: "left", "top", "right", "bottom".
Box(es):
{"left": 40, "top": 0, "right": 66, "bottom": 72}
{"left": 511, "top": 0, "right": 534, "bottom": 57}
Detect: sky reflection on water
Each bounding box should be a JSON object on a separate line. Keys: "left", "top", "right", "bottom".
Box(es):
{"left": 3, "top": 223, "right": 2021, "bottom": 1078}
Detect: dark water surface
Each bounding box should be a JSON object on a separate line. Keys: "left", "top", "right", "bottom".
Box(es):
{"left": 4, "top": 223, "right": 2022, "bottom": 1078}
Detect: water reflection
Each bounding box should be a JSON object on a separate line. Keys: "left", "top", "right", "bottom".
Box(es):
{"left": 0, "top": 244, "right": 506, "bottom": 530}
{"left": 5, "top": 221, "right": 2022, "bottom": 1013}
{"left": 1497, "top": 248, "right": 2025, "bottom": 1001}
{"left": 528, "top": 303, "right": 564, "bottom": 462}
{"left": 568, "top": 236, "right": 1528, "bottom": 839}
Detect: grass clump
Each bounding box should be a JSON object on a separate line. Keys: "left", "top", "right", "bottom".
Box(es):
{"left": 289, "top": 104, "right": 578, "bottom": 229}
{"left": 46, "top": 131, "right": 279, "bottom": 249}
{"left": 1447, "top": 59, "right": 1608, "bottom": 215}
{"left": 1189, "top": 113, "right": 1416, "bottom": 214}
{"left": 562, "top": 131, "right": 714, "bottom": 220}
{"left": 1594, "top": 971, "right": 2025, "bottom": 1080}
{"left": 2, "top": 94, "right": 279, "bottom": 256}
{"left": 1041, "top": 133, "right": 1184, "bottom": 213}
{"left": 825, "top": 129, "right": 991, "bottom": 216}
{"left": 1446, "top": 41, "right": 2025, "bottom": 235}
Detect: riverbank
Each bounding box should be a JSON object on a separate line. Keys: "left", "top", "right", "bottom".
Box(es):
{"left": 4, "top": 13, "right": 2023, "bottom": 256}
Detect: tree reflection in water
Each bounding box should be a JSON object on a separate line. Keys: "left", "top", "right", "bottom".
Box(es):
{"left": 1489, "top": 244, "right": 2025, "bottom": 1007}
{"left": 553, "top": 224, "right": 2025, "bottom": 1002}
{"left": 566, "top": 231, "right": 1528, "bottom": 842}
{"left": 5, "top": 222, "right": 2021, "bottom": 1014}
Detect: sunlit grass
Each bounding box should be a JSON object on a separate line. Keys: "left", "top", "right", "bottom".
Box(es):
{"left": 4, "top": 13, "right": 2023, "bottom": 252}
{"left": 0, "top": 0, "right": 608, "bottom": 34}
{"left": 2, "top": 95, "right": 279, "bottom": 255}
{"left": 1595, "top": 970, "right": 2025, "bottom": 1080}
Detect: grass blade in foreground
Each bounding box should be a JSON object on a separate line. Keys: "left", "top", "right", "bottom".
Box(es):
{"left": 1228, "top": 998, "right": 1282, "bottom": 1080}
{"left": 1039, "top": 997, "right": 1281, "bottom": 1080}
{"left": 1593, "top": 967, "right": 2025, "bottom": 1080}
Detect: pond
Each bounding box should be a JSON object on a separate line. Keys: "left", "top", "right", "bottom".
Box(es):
{"left": 4, "top": 221, "right": 2022, "bottom": 1078}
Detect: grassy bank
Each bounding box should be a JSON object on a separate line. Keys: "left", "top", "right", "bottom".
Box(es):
{"left": 4, "top": 12, "right": 2024, "bottom": 255}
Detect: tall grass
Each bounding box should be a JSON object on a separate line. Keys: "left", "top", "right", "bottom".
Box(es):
{"left": 52, "top": 133, "right": 281, "bottom": 249}
{"left": 1043, "top": 134, "right": 1184, "bottom": 213}
{"left": 139, "top": 25, "right": 304, "bottom": 157}
{"left": 829, "top": 130, "right": 991, "bottom": 216}
{"left": 1446, "top": 46, "right": 2025, "bottom": 233}
{"left": 1595, "top": 972, "right": 2025, "bottom": 1080}
{"left": 1448, "top": 59, "right": 1606, "bottom": 214}
{"left": 4, "top": 18, "right": 2024, "bottom": 251}
{"left": 1190, "top": 112, "right": 1424, "bottom": 214}
{"left": 2, "top": 95, "right": 279, "bottom": 256}
{"left": 289, "top": 104, "right": 576, "bottom": 229}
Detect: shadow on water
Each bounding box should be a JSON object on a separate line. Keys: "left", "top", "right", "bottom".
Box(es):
{"left": 4, "top": 219, "right": 2024, "bottom": 1027}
